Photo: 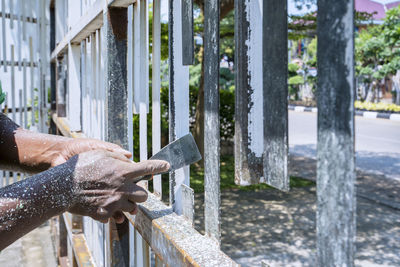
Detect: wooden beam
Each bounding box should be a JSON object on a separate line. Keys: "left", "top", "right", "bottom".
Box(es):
{"left": 107, "top": 0, "right": 136, "bottom": 8}
{"left": 124, "top": 194, "right": 238, "bottom": 267}
{"left": 317, "top": 0, "right": 356, "bottom": 265}
{"left": 63, "top": 213, "right": 96, "bottom": 267}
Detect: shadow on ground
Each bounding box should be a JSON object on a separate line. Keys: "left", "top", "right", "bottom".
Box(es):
{"left": 194, "top": 155, "right": 400, "bottom": 267}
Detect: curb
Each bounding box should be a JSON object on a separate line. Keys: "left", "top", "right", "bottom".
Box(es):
{"left": 288, "top": 105, "right": 400, "bottom": 121}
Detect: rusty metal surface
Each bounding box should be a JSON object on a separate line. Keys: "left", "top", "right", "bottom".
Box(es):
{"left": 124, "top": 193, "right": 238, "bottom": 267}
{"left": 317, "top": 0, "right": 356, "bottom": 266}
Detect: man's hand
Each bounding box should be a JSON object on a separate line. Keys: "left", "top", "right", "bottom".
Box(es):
{"left": 50, "top": 138, "right": 132, "bottom": 166}
{"left": 67, "top": 150, "right": 169, "bottom": 224}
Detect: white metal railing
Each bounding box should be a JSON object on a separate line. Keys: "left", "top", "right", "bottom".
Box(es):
{"left": 50, "top": 0, "right": 236, "bottom": 266}
{"left": 0, "top": 0, "right": 49, "bottom": 187}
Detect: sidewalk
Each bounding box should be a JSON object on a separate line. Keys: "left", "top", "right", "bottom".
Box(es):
{"left": 0, "top": 221, "right": 57, "bottom": 267}
{"left": 194, "top": 155, "right": 400, "bottom": 266}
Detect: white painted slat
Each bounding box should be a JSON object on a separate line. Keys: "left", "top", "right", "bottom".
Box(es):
{"left": 235, "top": 0, "right": 264, "bottom": 185}
{"left": 133, "top": 0, "right": 141, "bottom": 114}
{"left": 127, "top": 5, "right": 133, "bottom": 156}
{"left": 11, "top": 45, "right": 16, "bottom": 121}
{"left": 29, "top": 37, "right": 35, "bottom": 128}
{"left": 67, "top": 43, "right": 82, "bottom": 131}
{"left": 1, "top": 0, "right": 6, "bottom": 72}
{"left": 152, "top": 0, "right": 161, "bottom": 199}
{"left": 96, "top": 30, "right": 101, "bottom": 140}
{"left": 23, "top": 58, "right": 27, "bottom": 128}
{"left": 169, "top": 0, "right": 190, "bottom": 215}
{"left": 91, "top": 32, "right": 97, "bottom": 137}
{"left": 17, "top": 0, "right": 22, "bottom": 71}
{"left": 19, "top": 89, "right": 23, "bottom": 127}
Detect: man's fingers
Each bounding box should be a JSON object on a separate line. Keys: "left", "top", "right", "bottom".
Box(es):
{"left": 119, "top": 199, "right": 137, "bottom": 213}
{"left": 124, "top": 160, "right": 170, "bottom": 179}
{"left": 104, "top": 150, "right": 132, "bottom": 163}
{"left": 120, "top": 182, "right": 148, "bottom": 203}
{"left": 99, "top": 141, "right": 132, "bottom": 159}
{"left": 112, "top": 211, "right": 125, "bottom": 224}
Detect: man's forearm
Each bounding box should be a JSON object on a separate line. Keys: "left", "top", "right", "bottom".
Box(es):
{"left": 0, "top": 159, "right": 76, "bottom": 250}
{"left": 0, "top": 113, "right": 69, "bottom": 173}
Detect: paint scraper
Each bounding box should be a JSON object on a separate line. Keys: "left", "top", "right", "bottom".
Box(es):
{"left": 132, "top": 133, "right": 202, "bottom": 183}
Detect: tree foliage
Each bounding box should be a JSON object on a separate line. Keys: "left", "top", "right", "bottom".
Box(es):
{"left": 356, "top": 6, "right": 400, "bottom": 82}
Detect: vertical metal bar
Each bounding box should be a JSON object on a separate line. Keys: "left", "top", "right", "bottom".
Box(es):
{"left": 91, "top": 32, "right": 98, "bottom": 137}
{"left": 22, "top": 0, "right": 26, "bottom": 41}
{"left": 168, "top": 0, "right": 190, "bottom": 215}
{"left": 19, "top": 89, "right": 23, "bottom": 127}
{"left": 139, "top": 1, "right": 151, "bottom": 265}
{"left": 5, "top": 170, "right": 9, "bottom": 186}
{"left": 152, "top": 0, "right": 162, "bottom": 199}
{"left": 23, "top": 58, "right": 27, "bottom": 128}
{"left": 11, "top": 45, "right": 16, "bottom": 122}
{"left": 56, "top": 57, "right": 66, "bottom": 118}
{"left": 1, "top": 0, "right": 6, "bottom": 72}
{"left": 262, "top": 0, "right": 289, "bottom": 191}
{"left": 234, "top": 0, "right": 263, "bottom": 185}
{"left": 81, "top": 41, "right": 87, "bottom": 133}
{"left": 96, "top": 30, "right": 101, "bottom": 139}
{"left": 139, "top": 0, "right": 149, "bottom": 184}
{"left": 29, "top": 37, "right": 35, "bottom": 127}
{"left": 204, "top": 0, "right": 220, "bottom": 244}
{"left": 181, "top": 0, "right": 193, "bottom": 65}
{"left": 17, "top": 0, "right": 22, "bottom": 71}
{"left": 9, "top": 0, "right": 13, "bottom": 28}
{"left": 103, "top": 6, "right": 130, "bottom": 267}
{"left": 317, "top": 1, "right": 355, "bottom": 266}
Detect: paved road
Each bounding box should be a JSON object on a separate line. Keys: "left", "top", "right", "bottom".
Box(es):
{"left": 289, "top": 110, "right": 400, "bottom": 181}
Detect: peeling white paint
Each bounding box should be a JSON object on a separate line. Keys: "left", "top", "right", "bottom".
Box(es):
{"left": 245, "top": 0, "right": 264, "bottom": 158}
{"left": 170, "top": 0, "right": 190, "bottom": 215}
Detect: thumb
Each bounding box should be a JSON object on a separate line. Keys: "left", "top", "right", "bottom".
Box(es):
{"left": 51, "top": 155, "right": 67, "bottom": 167}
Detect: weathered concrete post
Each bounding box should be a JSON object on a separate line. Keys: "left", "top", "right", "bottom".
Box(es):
{"left": 317, "top": 0, "right": 355, "bottom": 266}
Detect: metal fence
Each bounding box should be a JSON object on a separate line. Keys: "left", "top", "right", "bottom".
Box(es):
{"left": 0, "top": 0, "right": 49, "bottom": 188}
{"left": 1, "top": 0, "right": 356, "bottom": 266}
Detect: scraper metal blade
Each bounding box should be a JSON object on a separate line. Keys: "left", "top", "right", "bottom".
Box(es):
{"left": 132, "top": 133, "right": 202, "bottom": 183}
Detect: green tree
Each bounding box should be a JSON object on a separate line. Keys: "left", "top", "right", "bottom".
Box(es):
{"left": 356, "top": 6, "right": 400, "bottom": 102}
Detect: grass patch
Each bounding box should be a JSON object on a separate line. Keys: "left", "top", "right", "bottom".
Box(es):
{"left": 151, "top": 155, "right": 315, "bottom": 199}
